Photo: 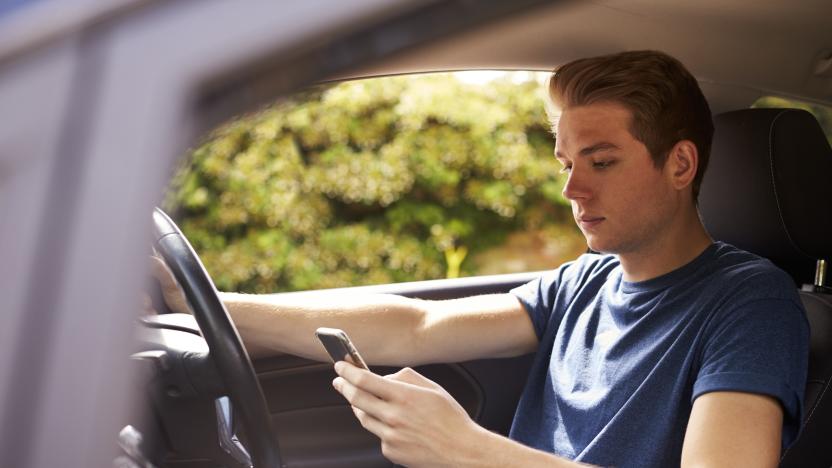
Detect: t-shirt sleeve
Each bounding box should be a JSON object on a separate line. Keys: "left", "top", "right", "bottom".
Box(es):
{"left": 509, "top": 267, "right": 567, "bottom": 340}
{"left": 692, "top": 297, "right": 810, "bottom": 447}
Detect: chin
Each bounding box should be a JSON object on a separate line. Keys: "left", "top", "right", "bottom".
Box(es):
{"left": 585, "top": 236, "right": 621, "bottom": 255}
{"left": 585, "top": 237, "right": 607, "bottom": 254}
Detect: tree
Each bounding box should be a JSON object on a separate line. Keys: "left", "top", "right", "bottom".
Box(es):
{"left": 165, "top": 73, "right": 585, "bottom": 293}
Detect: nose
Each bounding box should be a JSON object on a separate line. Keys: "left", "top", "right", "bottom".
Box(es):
{"left": 561, "top": 166, "right": 591, "bottom": 201}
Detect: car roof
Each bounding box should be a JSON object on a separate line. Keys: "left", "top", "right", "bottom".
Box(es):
{"left": 2, "top": 0, "right": 830, "bottom": 115}
{"left": 340, "top": 0, "right": 832, "bottom": 113}
{"left": 0, "top": 0, "right": 832, "bottom": 112}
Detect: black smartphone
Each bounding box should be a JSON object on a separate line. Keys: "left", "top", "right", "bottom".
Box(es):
{"left": 315, "top": 327, "right": 369, "bottom": 370}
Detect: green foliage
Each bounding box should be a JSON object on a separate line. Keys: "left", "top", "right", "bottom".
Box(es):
{"left": 166, "top": 73, "right": 584, "bottom": 293}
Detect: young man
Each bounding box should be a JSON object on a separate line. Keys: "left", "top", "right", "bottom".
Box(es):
{"left": 157, "top": 50, "right": 808, "bottom": 467}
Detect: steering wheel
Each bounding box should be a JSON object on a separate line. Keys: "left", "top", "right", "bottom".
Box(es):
{"left": 152, "top": 208, "right": 282, "bottom": 468}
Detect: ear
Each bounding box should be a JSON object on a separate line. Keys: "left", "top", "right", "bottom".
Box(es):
{"left": 665, "top": 140, "right": 698, "bottom": 192}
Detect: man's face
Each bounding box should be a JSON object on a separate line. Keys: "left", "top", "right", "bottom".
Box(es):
{"left": 555, "top": 102, "right": 677, "bottom": 255}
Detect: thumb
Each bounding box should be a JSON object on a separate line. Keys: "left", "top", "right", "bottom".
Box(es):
{"left": 150, "top": 255, "right": 176, "bottom": 288}
{"left": 385, "top": 367, "right": 438, "bottom": 390}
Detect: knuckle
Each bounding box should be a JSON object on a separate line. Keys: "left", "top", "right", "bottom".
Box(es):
{"left": 386, "top": 389, "right": 403, "bottom": 404}
{"left": 385, "top": 411, "right": 402, "bottom": 428}
{"left": 385, "top": 428, "right": 404, "bottom": 447}
{"left": 380, "top": 442, "right": 395, "bottom": 459}
{"left": 382, "top": 427, "right": 401, "bottom": 445}
{"left": 353, "top": 372, "right": 367, "bottom": 387}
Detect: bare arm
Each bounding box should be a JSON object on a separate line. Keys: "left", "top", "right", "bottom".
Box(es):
{"left": 153, "top": 253, "right": 538, "bottom": 365}
{"left": 681, "top": 391, "right": 783, "bottom": 468}
{"left": 221, "top": 291, "right": 538, "bottom": 366}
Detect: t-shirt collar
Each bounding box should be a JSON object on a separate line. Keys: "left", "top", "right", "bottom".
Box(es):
{"left": 619, "top": 242, "right": 720, "bottom": 294}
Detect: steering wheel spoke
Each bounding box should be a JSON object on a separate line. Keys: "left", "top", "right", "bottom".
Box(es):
{"left": 215, "top": 397, "right": 254, "bottom": 468}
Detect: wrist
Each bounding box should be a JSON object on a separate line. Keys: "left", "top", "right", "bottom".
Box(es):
{"left": 453, "top": 422, "right": 504, "bottom": 468}
{"left": 453, "top": 423, "right": 585, "bottom": 468}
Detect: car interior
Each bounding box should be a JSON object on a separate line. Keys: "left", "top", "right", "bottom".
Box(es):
{"left": 699, "top": 108, "right": 832, "bottom": 468}
{"left": 1, "top": 1, "right": 830, "bottom": 467}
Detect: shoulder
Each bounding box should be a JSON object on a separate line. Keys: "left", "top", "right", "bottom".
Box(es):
{"left": 510, "top": 252, "right": 621, "bottom": 337}
{"left": 706, "top": 242, "right": 799, "bottom": 304}
{"left": 695, "top": 243, "right": 809, "bottom": 355}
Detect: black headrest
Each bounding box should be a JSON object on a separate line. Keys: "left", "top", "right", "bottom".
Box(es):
{"left": 699, "top": 108, "right": 832, "bottom": 284}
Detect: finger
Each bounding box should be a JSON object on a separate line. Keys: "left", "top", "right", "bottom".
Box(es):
{"left": 351, "top": 405, "right": 389, "bottom": 439}
{"left": 149, "top": 255, "right": 190, "bottom": 313}
{"left": 332, "top": 376, "right": 391, "bottom": 419}
{"left": 334, "top": 361, "right": 406, "bottom": 401}
{"left": 149, "top": 256, "right": 177, "bottom": 287}
{"left": 385, "top": 367, "right": 440, "bottom": 390}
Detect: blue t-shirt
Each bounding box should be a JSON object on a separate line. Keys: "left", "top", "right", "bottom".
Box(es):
{"left": 508, "top": 242, "right": 809, "bottom": 468}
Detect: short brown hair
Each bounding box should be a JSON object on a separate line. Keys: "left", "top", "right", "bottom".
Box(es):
{"left": 548, "top": 50, "right": 714, "bottom": 201}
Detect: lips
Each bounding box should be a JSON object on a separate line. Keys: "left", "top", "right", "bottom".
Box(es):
{"left": 577, "top": 215, "right": 605, "bottom": 229}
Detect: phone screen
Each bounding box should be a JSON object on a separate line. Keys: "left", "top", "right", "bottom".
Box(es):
{"left": 315, "top": 327, "right": 369, "bottom": 370}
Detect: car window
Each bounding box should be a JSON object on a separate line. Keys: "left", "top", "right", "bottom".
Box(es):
{"left": 164, "top": 72, "right": 586, "bottom": 293}
{"left": 752, "top": 96, "right": 832, "bottom": 145}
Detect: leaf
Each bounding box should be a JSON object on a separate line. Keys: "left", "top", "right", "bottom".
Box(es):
{"left": 165, "top": 72, "right": 584, "bottom": 292}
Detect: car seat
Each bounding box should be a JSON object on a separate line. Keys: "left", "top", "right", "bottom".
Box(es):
{"left": 698, "top": 108, "right": 832, "bottom": 468}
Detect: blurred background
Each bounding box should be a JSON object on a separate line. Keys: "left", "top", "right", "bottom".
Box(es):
{"left": 164, "top": 71, "right": 587, "bottom": 293}
{"left": 163, "top": 71, "right": 832, "bottom": 295}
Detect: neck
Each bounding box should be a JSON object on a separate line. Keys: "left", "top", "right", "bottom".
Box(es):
{"left": 618, "top": 208, "right": 713, "bottom": 283}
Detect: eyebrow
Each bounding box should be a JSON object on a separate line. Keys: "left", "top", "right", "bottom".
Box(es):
{"left": 555, "top": 141, "right": 620, "bottom": 159}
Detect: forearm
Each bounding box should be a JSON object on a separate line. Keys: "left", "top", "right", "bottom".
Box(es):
{"left": 220, "top": 291, "right": 426, "bottom": 365}
{"left": 460, "top": 425, "right": 596, "bottom": 468}
{"left": 417, "top": 294, "right": 537, "bottom": 363}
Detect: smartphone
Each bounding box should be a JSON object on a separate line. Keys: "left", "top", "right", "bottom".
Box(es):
{"left": 315, "top": 327, "right": 369, "bottom": 370}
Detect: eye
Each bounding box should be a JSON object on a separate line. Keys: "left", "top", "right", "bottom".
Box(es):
{"left": 592, "top": 160, "right": 615, "bottom": 170}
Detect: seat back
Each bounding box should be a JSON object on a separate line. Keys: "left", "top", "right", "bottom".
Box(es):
{"left": 780, "top": 292, "right": 832, "bottom": 466}
{"left": 698, "top": 108, "right": 832, "bottom": 467}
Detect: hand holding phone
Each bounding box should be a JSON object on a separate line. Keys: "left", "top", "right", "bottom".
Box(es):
{"left": 315, "top": 327, "right": 369, "bottom": 370}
